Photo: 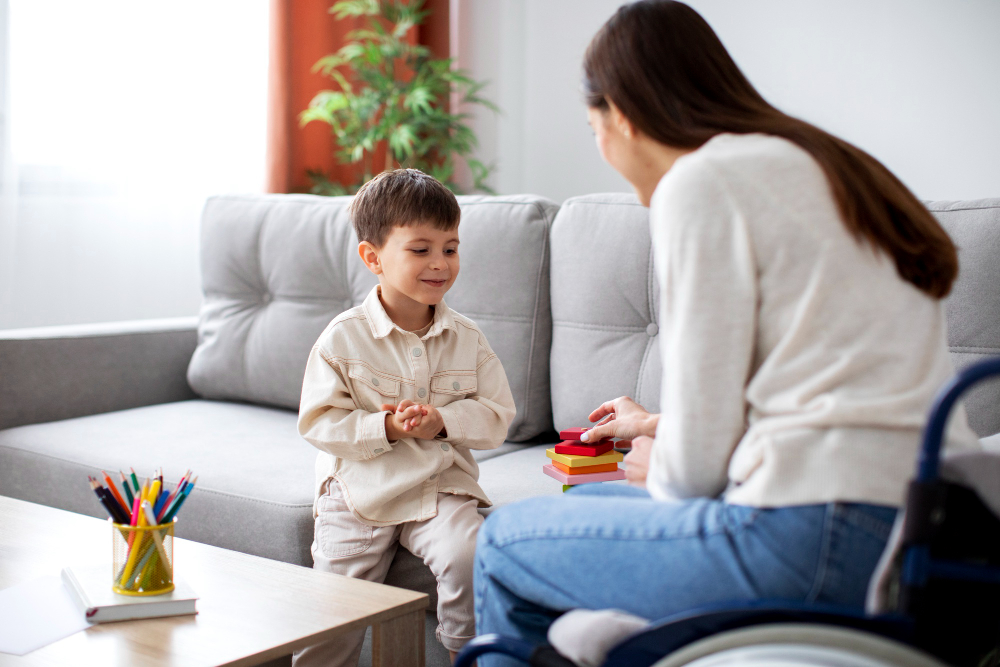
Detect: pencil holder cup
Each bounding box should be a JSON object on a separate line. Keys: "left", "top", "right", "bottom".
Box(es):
{"left": 111, "top": 519, "right": 176, "bottom": 596}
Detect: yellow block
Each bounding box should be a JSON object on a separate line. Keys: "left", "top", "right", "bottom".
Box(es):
{"left": 545, "top": 448, "right": 623, "bottom": 467}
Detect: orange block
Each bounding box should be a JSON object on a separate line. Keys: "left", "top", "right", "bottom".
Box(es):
{"left": 552, "top": 461, "right": 620, "bottom": 475}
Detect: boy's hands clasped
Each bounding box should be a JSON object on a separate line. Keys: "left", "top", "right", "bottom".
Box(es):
{"left": 382, "top": 400, "right": 447, "bottom": 442}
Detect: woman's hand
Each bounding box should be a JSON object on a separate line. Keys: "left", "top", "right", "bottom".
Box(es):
{"left": 623, "top": 436, "right": 653, "bottom": 487}
{"left": 581, "top": 396, "right": 658, "bottom": 444}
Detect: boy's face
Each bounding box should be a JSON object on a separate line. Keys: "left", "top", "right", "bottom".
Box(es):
{"left": 359, "top": 221, "right": 460, "bottom": 309}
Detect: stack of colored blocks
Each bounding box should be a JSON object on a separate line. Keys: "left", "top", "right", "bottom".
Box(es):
{"left": 543, "top": 427, "right": 625, "bottom": 492}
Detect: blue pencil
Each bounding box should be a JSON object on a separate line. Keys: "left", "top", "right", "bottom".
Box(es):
{"left": 161, "top": 477, "right": 196, "bottom": 523}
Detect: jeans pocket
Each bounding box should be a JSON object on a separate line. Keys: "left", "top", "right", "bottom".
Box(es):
{"left": 316, "top": 483, "right": 374, "bottom": 558}
{"left": 836, "top": 503, "right": 897, "bottom": 542}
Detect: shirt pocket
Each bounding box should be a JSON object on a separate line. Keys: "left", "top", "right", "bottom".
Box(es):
{"left": 430, "top": 373, "right": 478, "bottom": 406}
{"left": 348, "top": 364, "right": 401, "bottom": 411}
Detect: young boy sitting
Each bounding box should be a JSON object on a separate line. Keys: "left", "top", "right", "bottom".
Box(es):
{"left": 293, "top": 169, "right": 517, "bottom": 667}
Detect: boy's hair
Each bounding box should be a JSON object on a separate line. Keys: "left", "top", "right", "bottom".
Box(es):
{"left": 350, "top": 169, "right": 460, "bottom": 248}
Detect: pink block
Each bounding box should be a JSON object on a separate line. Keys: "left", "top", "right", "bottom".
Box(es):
{"left": 542, "top": 464, "right": 625, "bottom": 485}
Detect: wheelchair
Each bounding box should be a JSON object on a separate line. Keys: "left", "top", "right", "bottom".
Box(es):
{"left": 457, "top": 357, "right": 1000, "bottom": 667}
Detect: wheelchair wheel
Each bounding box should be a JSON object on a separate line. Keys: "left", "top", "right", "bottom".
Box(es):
{"left": 651, "top": 623, "right": 948, "bottom": 667}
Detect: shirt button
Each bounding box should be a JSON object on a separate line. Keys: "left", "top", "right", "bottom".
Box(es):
{"left": 372, "top": 377, "right": 380, "bottom": 386}
{"left": 452, "top": 381, "right": 460, "bottom": 390}
{"left": 430, "top": 473, "right": 438, "bottom": 480}
{"left": 412, "top": 348, "right": 422, "bottom": 357}
{"left": 441, "top": 443, "right": 450, "bottom": 451}
{"left": 417, "top": 388, "right": 427, "bottom": 398}
{"left": 374, "top": 448, "right": 384, "bottom": 454}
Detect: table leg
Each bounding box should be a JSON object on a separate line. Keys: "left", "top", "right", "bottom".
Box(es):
{"left": 372, "top": 610, "right": 425, "bottom": 667}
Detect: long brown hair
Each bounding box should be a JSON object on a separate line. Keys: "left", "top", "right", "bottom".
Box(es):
{"left": 584, "top": 0, "right": 957, "bottom": 298}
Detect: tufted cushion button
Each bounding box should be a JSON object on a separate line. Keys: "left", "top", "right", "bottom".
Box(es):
{"left": 417, "top": 388, "right": 427, "bottom": 398}
{"left": 412, "top": 348, "right": 422, "bottom": 357}
{"left": 646, "top": 323, "right": 658, "bottom": 337}
{"left": 261, "top": 292, "right": 272, "bottom": 303}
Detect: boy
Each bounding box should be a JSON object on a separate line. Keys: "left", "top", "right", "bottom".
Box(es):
{"left": 294, "top": 169, "right": 516, "bottom": 667}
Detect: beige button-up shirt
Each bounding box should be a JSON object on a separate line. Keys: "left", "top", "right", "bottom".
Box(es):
{"left": 299, "top": 286, "right": 517, "bottom": 526}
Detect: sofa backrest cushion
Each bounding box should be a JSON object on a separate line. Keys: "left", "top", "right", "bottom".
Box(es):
{"left": 549, "top": 195, "right": 1000, "bottom": 440}
{"left": 549, "top": 193, "right": 662, "bottom": 432}
{"left": 187, "top": 193, "right": 558, "bottom": 442}
{"left": 931, "top": 199, "right": 1000, "bottom": 438}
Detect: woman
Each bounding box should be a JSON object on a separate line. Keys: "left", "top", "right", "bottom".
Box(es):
{"left": 472, "top": 1, "right": 980, "bottom": 663}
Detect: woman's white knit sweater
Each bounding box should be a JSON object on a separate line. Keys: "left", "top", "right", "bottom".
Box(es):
{"left": 647, "top": 133, "right": 980, "bottom": 508}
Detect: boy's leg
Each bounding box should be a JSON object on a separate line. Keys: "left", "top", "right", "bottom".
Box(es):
{"left": 398, "top": 493, "right": 483, "bottom": 655}
{"left": 293, "top": 480, "right": 401, "bottom": 667}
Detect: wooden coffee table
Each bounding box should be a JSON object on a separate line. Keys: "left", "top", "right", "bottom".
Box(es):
{"left": 0, "top": 496, "right": 427, "bottom": 666}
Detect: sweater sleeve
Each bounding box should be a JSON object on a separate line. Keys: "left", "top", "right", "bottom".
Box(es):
{"left": 646, "top": 159, "right": 758, "bottom": 500}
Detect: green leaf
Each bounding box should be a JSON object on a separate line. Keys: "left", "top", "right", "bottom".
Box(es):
{"left": 330, "top": 0, "right": 379, "bottom": 20}
{"left": 389, "top": 124, "right": 417, "bottom": 159}
{"left": 404, "top": 86, "right": 434, "bottom": 115}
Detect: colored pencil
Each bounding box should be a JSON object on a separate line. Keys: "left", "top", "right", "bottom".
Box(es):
{"left": 119, "top": 471, "right": 134, "bottom": 507}
{"left": 102, "top": 470, "right": 130, "bottom": 516}
{"left": 161, "top": 476, "right": 196, "bottom": 523}
{"left": 130, "top": 467, "right": 140, "bottom": 494}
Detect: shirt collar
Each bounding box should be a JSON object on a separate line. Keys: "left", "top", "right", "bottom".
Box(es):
{"left": 362, "top": 285, "right": 456, "bottom": 340}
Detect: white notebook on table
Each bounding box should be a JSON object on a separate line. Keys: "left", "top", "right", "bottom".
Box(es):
{"left": 61, "top": 565, "right": 198, "bottom": 624}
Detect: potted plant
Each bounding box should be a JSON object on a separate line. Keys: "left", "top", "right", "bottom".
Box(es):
{"left": 301, "top": 0, "right": 498, "bottom": 195}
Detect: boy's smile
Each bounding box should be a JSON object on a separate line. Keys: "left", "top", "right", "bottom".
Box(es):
{"left": 359, "top": 222, "right": 460, "bottom": 330}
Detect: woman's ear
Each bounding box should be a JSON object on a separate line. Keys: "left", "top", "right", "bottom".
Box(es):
{"left": 607, "top": 100, "right": 636, "bottom": 139}
{"left": 358, "top": 241, "right": 382, "bottom": 275}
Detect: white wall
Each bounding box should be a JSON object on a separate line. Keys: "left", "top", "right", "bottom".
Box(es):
{"left": 458, "top": 0, "right": 1000, "bottom": 203}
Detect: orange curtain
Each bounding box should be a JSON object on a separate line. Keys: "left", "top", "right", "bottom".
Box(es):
{"left": 266, "top": 0, "right": 452, "bottom": 194}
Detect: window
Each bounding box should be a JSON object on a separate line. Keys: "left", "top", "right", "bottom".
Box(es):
{"left": 1, "top": 0, "right": 268, "bottom": 328}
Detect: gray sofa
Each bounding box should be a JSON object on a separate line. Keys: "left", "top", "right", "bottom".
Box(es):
{"left": 2, "top": 193, "right": 999, "bottom": 665}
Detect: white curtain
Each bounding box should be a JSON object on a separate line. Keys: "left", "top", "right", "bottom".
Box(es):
{"left": 0, "top": 1, "right": 268, "bottom": 329}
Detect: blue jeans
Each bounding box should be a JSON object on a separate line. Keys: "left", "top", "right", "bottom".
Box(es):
{"left": 474, "top": 484, "right": 897, "bottom": 667}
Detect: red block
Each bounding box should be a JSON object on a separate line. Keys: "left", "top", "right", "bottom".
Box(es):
{"left": 559, "top": 427, "right": 608, "bottom": 441}
{"left": 554, "top": 440, "right": 615, "bottom": 457}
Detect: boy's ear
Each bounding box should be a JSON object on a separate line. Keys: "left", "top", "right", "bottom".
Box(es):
{"left": 358, "top": 241, "right": 382, "bottom": 275}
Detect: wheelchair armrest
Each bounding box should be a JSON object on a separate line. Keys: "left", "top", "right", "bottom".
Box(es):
{"left": 603, "top": 600, "right": 914, "bottom": 667}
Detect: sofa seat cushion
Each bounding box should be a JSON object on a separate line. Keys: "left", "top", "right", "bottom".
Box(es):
{"left": 0, "top": 399, "right": 528, "bottom": 568}
{"left": 0, "top": 399, "right": 317, "bottom": 564}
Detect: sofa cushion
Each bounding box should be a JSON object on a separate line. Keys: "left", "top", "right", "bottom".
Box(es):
{"left": 187, "top": 194, "right": 558, "bottom": 442}
{"left": 931, "top": 199, "right": 1000, "bottom": 437}
{"left": 549, "top": 194, "right": 662, "bottom": 431}
{"left": 0, "top": 399, "right": 525, "bottom": 567}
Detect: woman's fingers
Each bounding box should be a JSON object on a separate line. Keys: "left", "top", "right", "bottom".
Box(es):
{"left": 623, "top": 435, "right": 653, "bottom": 487}
{"left": 587, "top": 400, "right": 618, "bottom": 423}
{"left": 581, "top": 420, "right": 615, "bottom": 442}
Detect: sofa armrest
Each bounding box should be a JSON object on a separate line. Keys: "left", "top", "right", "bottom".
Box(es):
{"left": 0, "top": 317, "right": 199, "bottom": 431}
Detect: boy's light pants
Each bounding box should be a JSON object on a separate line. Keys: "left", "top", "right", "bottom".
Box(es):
{"left": 293, "top": 480, "right": 482, "bottom": 667}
